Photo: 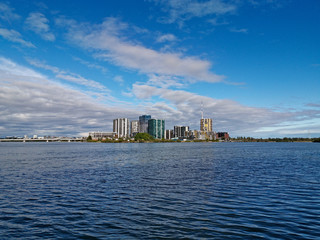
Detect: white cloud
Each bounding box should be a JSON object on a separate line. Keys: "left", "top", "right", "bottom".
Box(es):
{"left": 26, "top": 58, "right": 110, "bottom": 92}
{"left": 114, "top": 75, "right": 124, "bottom": 84}
{"left": 147, "top": 74, "right": 186, "bottom": 88}
{"left": 25, "top": 12, "right": 55, "bottom": 41}
{"left": 0, "top": 3, "right": 20, "bottom": 22}
{"left": 0, "top": 57, "right": 140, "bottom": 136}
{"left": 230, "top": 28, "right": 248, "bottom": 33}
{"left": 56, "top": 73, "right": 110, "bottom": 92}
{"left": 1, "top": 57, "right": 319, "bottom": 137}
{"left": 0, "top": 57, "right": 42, "bottom": 77}
{"left": 130, "top": 83, "right": 320, "bottom": 136}
{"left": 154, "top": 0, "right": 237, "bottom": 25}
{"left": 156, "top": 33, "right": 177, "bottom": 42}
{"left": 0, "top": 28, "right": 35, "bottom": 47}
{"left": 208, "top": 18, "right": 229, "bottom": 26}
{"left": 57, "top": 17, "right": 224, "bottom": 83}
{"left": 73, "top": 57, "right": 108, "bottom": 73}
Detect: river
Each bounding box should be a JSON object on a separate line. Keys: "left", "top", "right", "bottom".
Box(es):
{"left": 0, "top": 142, "right": 319, "bottom": 239}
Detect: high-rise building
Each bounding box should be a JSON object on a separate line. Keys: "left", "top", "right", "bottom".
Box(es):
{"left": 139, "top": 115, "right": 151, "bottom": 133}
{"left": 148, "top": 119, "right": 165, "bottom": 139}
{"left": 165, "top": 129, "right": 173, "bottom": 140}
{"left": 200, "top": 118, "right": 212, "bottom": 132}
{"left": 113, "top": 118, "right": 129, "bottom": 138}
{"left": 173, "top": 126, "right": 189, "bottom": 138}
{"left": 130, "top": 120, "right": 139, "bottom": 137}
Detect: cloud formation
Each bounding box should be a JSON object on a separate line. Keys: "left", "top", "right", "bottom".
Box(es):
{"left": 131, "top": 83, "right": 320, "bottom": 136}
{"left": 57, "top": 17, "right": 224, "bottom": 83}
{"left": 0, "top": 2, "right": 20, "bottom": 22}
{"left": 156, "top": 33, "right": 177, "bottom": 42}
{"left": 26, "top": 58, "right": 110, "bottom": 93}
{"left": 1, "top": 57, "right": 319, "bottom": 137}
{"left": 25, "top": 12, "right": 55, "bottom": 41}
{"left": 0, "top": 28, "right": 35, "bottom": 47}
{"left": 0, "top": 57, "right": 140, "bottom": 136}
{"left": 154, "top": 0, "right": 237, "bottom": 25}
{"left": 230, "top": 28, "right": 248, "bottom": 33}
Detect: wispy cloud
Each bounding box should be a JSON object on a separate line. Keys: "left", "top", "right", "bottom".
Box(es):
{"left": 230, "top": 28, "right": 248, "bottom": 33}
{"left": 0, "top": 28, "right": 35, "bottom": 47}
{"left": 73, "top": 57, "right": 108, "bottom": 73}
{"left": 57, "top": 17, "right": 224, "bottom": 84}
{"left": 207, "top": 17, "right": 229, "bottom": 26}
{"left": 154, "top": 0, "right": 237, "bottom": 25}
{"left": 146, "top": 74, "right": 186, "bottom": 88}
{"left": 156, "top": 33, "right": 177, "bottom": 42}
{"left": 113, "top": 75, "right": 124, "bottom": 85}
{"left": 25, "top": 12, "right": 55, "bottom": 41}
{"left": 0, "top": 2, "right": 20, "bottom": 22}
{"left": 26, "top": 58, "right": 110, "bottom": 92}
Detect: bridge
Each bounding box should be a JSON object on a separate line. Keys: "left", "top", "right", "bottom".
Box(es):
{"left": 0, "top": 138, "right": 84, "bottom": 142}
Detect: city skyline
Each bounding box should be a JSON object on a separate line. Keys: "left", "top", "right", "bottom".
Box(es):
{"left": 0, "top": 1, "right": 319, "bottom": 138}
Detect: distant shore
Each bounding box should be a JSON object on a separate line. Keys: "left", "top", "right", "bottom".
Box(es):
{"left": 1, "top": 137, "right": 319, "bottom": 143}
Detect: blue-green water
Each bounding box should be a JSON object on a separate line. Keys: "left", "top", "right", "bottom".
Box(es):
{"left": 0, "top": 142, "right": 319, "bottom": 239}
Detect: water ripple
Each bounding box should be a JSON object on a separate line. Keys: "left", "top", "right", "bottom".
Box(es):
{"left": 1, "top": 142, "right": 320, "bottom": 239}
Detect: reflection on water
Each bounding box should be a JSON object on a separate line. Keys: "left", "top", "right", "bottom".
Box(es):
{"left": 1, "top": 142, "right": 320, "bottom": 239}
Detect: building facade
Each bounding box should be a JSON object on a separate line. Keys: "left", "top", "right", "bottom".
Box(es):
{"left": 113, "top": 118, "right": 129, "bottom": 138}
{"left": 148, "top": 119, "right": 165, "bottom": 139}
{"left": 130, "top": 120, "right": 139, "bottom": 137}
{"left": 89, "top": 132, "right": 117, "bottom": 140}
{"left": 173, "top": 126, "right": 189, "bottom": 139}
{"left": 200, "top": 118, "right": 213, "bottom": 132}
{"left": 165, "top": 129, "right": 173, "bottom": 140}
{"left": 216, "top": 132, "right": 230, "bottom": 140}
{"left": 139, "top": 115, "right": 151, "bottom": 133}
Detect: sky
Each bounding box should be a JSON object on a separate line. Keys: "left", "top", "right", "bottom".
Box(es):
{"left": 0, "top": 0, "right": 319, "bottom": 138}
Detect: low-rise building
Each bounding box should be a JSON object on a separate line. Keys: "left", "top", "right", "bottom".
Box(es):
{"left": 216, "top": 132, "right": 230, "bottom": 140}
{"left": 89, "top": 132, "right": 117, "bottom": 140}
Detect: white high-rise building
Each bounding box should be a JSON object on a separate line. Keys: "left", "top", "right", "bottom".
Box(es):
{"left": 130, "top": 120, "right": 139, "bottom": 137}
{"left": 113, "top": 118, "right": 129, "bottom": 138}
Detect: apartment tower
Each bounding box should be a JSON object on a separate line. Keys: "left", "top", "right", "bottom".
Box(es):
{"left": 113, "top": 118, "right": 129, "bottom": 138}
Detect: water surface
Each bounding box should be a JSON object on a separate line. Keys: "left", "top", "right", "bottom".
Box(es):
{"left": 0, "top": 142, "right": 319, "bottom": 239}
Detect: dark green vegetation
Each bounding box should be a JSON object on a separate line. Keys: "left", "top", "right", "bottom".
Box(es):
{"left": 134, "top": 133, "right": 154, "bottom": 141}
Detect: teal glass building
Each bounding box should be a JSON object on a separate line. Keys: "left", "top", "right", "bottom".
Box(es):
{"left": 148, "top": 119, "right": 165, "bottom": 139}
{"left": 139, "top": 115, "right": 151, "bottom": 133}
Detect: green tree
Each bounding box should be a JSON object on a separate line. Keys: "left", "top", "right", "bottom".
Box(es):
{"left": 134, "top": 133, "right": 154, "bottom": 141}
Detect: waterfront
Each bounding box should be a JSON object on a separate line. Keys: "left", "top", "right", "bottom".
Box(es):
{"left": 0, "top": 142, "right": 319, "bottom": 239}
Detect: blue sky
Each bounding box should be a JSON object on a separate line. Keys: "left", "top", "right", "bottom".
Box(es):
{"left": 0, "top": 0, "right": 319, "bottom": 138}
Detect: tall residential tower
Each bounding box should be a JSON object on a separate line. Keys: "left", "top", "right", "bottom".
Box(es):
{"left": 200, "top": 118, "right": 212, "bottom": 132}
{"left": 148, "top": 119, "right": 165, "bottom": 139}
{"left": 130, "top": 120, "right": 139, "bottom": 137}
{"left": 113, "top": 118, "right": 129, "bottom": 138}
